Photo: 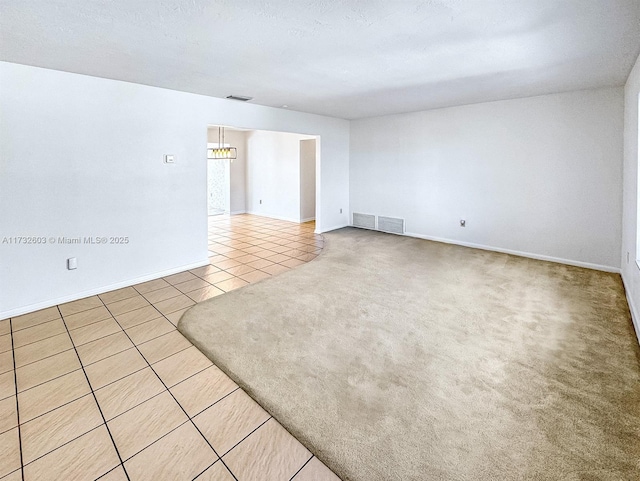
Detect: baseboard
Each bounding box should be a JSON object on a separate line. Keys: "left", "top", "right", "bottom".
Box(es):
{"left": 300, "top": 216, "right": 316, "bottom": 223}
{"left": 0, "top": 258, "right": 210, "bottom": 319}
{"left": 230, "top": 210, "right": 246, "bottom": 215}
{"left": 401, "top": 231, "right": 620, "bottom": 273}
{"left": 245, "top": 211, "right": 302, "bottom": 224}
{"left": 318, "top": 223, "right": 349, "bottom": 234}
{"left": 621, "top": 274, "right": 640, "bottom": 346}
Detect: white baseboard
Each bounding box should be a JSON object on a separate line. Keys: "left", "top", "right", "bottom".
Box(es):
{"left": 230, "top": 210, "right": 246, "bottom": 215}
{"left": 245, "top": 211, "right": 302, "bottom": 224}
{"left": 300, "top": 216, "right": 316, "bottom": 223}
{"left": 403, "top": 231, "right": 620, "bottom": 273}
{"left": 0, "top": 259, "right": 210, "bottom": 320}
{"left": 621, "top": 274, "right": 640, "bottom": 346}
{"left": 318, "top": 224, "right": 349, "bottom": 234}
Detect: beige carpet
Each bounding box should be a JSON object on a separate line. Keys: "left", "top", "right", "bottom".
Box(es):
{"left": 178, "top": 227, "right": 640, "bottom": 480}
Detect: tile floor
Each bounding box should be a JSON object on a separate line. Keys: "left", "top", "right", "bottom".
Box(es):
{"left": 1, "top": 214, "right": 339, "bottom": 480}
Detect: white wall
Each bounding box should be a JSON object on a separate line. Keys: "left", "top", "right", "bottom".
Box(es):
{"left": 350, "top": 88, "right": 624, "bottom": 271}
{"left": 300, "top": 139, "right": 317, "bottom": 221}
{"left": 0, "top": 61, "right": 349, "bottom": 318}
{"left": 621, "top": 53, "right": 640, "bottom": 340}
{"left": 245, "top": 130, "right": 311, "bottom": 223}
{"left": 210, "top": 129, "right": 248, "bottom": 215}
{"left": 228, "top": 131, "right": 247, "bottom": 214}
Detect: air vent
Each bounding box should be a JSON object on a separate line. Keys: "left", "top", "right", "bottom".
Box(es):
{"left": 226, "top": 95, "right": 253, "bottom": 102}
{"left": 378, "top": 216, "right": 404, "bottom": 234}
{"left": 352, "top": 213, "right": 376, "bottom": 230}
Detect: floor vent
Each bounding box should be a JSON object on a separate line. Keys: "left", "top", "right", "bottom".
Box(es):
{"left": 352, "top": 213, "right": 376, "bottom": 230}
{"left": 378, "top": 216, "right": 405, "bottom": 234}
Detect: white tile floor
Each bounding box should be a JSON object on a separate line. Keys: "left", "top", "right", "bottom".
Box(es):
{"left": 0, "top": 214, "right": 339, "bottom": 480}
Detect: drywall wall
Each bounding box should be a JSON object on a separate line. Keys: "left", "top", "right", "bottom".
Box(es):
{"left": 300, "top": 139, "right": 317, "bottom": 221}
{"left": 350, "top": 88, "right": 624, "bottom": 271}
{"left": 245, "top": 131, "right": 310, "bottom": 222}
{"left": 227, "top": 130, "right": 247, "bottom": 214}
{"left": 621, "top": 52, "right": 640, "bottom": 340}
{"left": 0, "top": 61, "right": 349, "bottom": 318}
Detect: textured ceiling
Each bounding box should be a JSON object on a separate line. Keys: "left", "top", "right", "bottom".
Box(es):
{"left": 1, "top": 0, "right": 639, "bottom": 119}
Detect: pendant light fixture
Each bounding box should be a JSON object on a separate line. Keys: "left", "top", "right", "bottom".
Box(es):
{"left": 207, "top": 127, "right": 237, "bottom": 160}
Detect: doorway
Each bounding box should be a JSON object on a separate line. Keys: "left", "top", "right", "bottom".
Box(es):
{"left": 206, "top": 137, "right": 231, "bottom": 216}
{"left": 206, "top": 125, "right": 320, "bottom": 227}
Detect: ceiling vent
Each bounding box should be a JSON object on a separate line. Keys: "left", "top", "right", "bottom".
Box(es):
{"left": 226, "top": 95, "right": 253, "bottom": 102}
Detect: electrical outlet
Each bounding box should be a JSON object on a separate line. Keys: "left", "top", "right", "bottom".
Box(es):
{"left": 259, "top": 199, "right": 262, "bottom": 204}
{"left": 460, "top": 219, "right": 466, "bottom": 227}
{"left": 163, "top": 154, "right": 175, "bottom": 164}
{"left": 67, "top": 257, "right": 77, "bottom": 270}
{"left": 340, "top": 208, "right": 343, "bottom": 214}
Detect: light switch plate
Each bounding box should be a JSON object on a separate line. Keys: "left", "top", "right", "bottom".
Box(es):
{"left": 67, "top": 257, "right": 77, "bottom": 270}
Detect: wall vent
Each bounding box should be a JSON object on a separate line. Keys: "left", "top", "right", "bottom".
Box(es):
{"left": 352, "top": 213, "right": 376, "bottom": 230}
{"left": 226, "top": 95, "right": 253, "bottom": 102}
{"left": 378, "top": 216, "right": 405, "bottom": 234}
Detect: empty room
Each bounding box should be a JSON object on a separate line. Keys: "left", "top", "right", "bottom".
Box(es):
{"left": 1, "top": 1, "right": 639, "bottom": 480}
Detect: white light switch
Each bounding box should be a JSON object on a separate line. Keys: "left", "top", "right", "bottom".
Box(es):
{"left": 164, "top": 154, "right": 175, "bottom": 164}
{"left": 67, "top": 257, "right": 77, "bottom": 270}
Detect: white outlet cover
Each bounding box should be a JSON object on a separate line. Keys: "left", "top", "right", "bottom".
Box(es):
{"left": 164, "top": 154, "right": 175, "bottom": 164}
{"left": 67, "top": 257, "right": 77, "bottom": 270}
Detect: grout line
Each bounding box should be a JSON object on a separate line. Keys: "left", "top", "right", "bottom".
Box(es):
{"left": 14, "top": 367, "right": 83, "bottom": 398}
{"left": 137, "top": 291, "right": 183, "bottom": 305}
{"left": 115, "top": 310, "right": 168, "bottom": 330}
{"left": 71, "top": 317, "right": 144, "bottom": 350}
{"left": 19, "top": 423, "right": 104, "bottom": 468}
{"left": 118, "top": 419, "right": 191, "bottom": 463}
{"left": 56, "top": 306, "right": 131, "bottom": 481}
{"left": 0, "top": 392, "right": 15, "bottom": 403}
{"left": 68, "top": 325, "right": 123, "bottom": 349}
{"left": 95, "top": 463, "right": 126, "bottom": 480}
{"left": 57, "top": 300, "right": 105, "bottom": 318}
{"left": 9, "top": 318, "right": 25, "bottom": 481}
{"left": 11, "top": 313, "right": 122, "bottom": 351}
{"left": 18, "top": 392, "right": 93, "bottom": 427}
{"left": 10, "top": 316, "right": 62, "bottom": 333}
{"left": 138, "top": 340, "right": 192, "bottom": 366}
{"left": 289, "top": 455, "right": 314, "bottom": 480}
{"left": 65, "top": 313, "right": 115, "bottom": 332}
{"left": 0, "top": 424, "right": 19, "bottom": 437}
{"left": 220, "top": 416, "right": 272, "bottom": 458}
{"left": 74, "top": 338, "right": 133, "bottom": 366}
{"left": 87, "top": 362, "right": 149, "bottom": 393}
{"left": 104, "top": 388, "right": 166, "bottom": 424}
{"left": 11, "top": 345, "right": 76, "bottom": 371}
{"left": 189, "top": 387, "right": 241, "bottom": 419}
{"left": 191, "top": 459, "right": 219, "bottom": 480}
{"left": 130, "top": 287, "right": 192, "bottom": 324}
{"left": 98, "top": 297, "right": 239, "bottom": 481}
{"left": 98, "top": 290, "right": 141, "bottom": 305}
{"left": 124, "top": 325, "right": 178, "bottom": 345}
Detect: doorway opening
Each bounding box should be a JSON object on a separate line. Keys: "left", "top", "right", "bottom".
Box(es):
{"left": 206, "top": 142, "right": 230, "bottom": 216}
{"left": 206, "top": 126, "right": 319, "bottom": 226}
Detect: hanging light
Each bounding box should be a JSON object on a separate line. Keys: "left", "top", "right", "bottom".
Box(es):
{"left": 207, "top": 127, "right": 237, "bottom": 160}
